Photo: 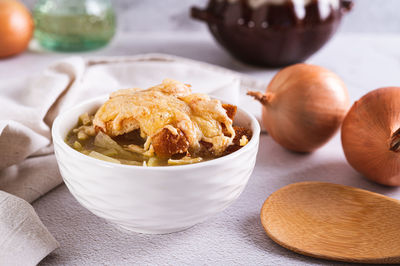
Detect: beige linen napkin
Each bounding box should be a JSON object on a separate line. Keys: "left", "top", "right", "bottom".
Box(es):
{"left": 0, "top": 191, "right": 59, "bottom": 265}
{"left": 0, "top": 53, "right": 253, "bottom": 264}
{"left": 0, "top": 57, "right": 84, "bottom": 265}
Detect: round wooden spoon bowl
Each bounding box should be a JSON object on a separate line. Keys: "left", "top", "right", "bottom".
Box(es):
{"left": 261, "top": 182, "right": 400, "bottom": 264}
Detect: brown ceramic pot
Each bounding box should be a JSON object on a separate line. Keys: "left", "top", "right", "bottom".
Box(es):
{"left": 191, "top": 0, "right": 352, "bottom": 67}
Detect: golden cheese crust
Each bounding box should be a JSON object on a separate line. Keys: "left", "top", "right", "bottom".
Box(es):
{"left": 93, "top": 79, "right": 236, "bottom": 157}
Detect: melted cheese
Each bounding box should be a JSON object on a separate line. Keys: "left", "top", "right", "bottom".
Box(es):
{"left": 93, "top": 79, "right": 235, "bottom": 156}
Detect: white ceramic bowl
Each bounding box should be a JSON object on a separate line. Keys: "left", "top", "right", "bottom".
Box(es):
{"left": 52, "top": 96, "right": 260, "bottom": 234}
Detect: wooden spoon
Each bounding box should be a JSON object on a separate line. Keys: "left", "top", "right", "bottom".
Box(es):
{"left": 261, "top": 182, "right": 400, "bottom": 264}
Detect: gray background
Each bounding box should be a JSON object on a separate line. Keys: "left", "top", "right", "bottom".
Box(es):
{"left": 22, "top": 0, "right": 400, "bottom": 33}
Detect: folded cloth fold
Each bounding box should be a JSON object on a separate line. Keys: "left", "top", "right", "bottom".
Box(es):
{"left": 0, "top": 53, "right": 251, "bottom": 264}
{"left": 0, "top": 191, "right": 59, "bottom": 266}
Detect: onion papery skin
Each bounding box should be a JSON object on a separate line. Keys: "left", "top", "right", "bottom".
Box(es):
{"left": 341, "top": 87, "right": 400, "bottom": 186}
{"left": 260, "top": 64, "right": 350, "bottom": 153}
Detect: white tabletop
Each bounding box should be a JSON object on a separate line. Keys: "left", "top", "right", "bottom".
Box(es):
{"left": 3, "top": 32, "right": 400, "bottom": 265}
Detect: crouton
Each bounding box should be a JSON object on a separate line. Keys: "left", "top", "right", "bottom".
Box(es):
{"left": 152, "top": 127, "right": 189, "bottom": 158}
{"left": 223, "top": 126, "right": 252, "bottom": 155}
{"left": 222, "top": 104, "right": 237, "bottom": 120}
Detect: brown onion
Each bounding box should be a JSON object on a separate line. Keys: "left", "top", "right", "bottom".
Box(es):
{"left": 0, "top": 0, "right": 33, "bottom": 58}
{"left": 341, "top": 87, "right": 400, "bottom": 186}
{"left": 248, "top": 64, "right": 349, "bottom": 152}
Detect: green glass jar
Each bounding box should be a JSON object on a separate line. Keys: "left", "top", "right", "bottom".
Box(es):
{"left": 33, "top": 0, "right": 116, "bottom": 52}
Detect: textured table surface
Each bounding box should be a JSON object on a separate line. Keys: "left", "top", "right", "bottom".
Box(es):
{"left": 2, "top": 32, "right": 400, "bottom": 265}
